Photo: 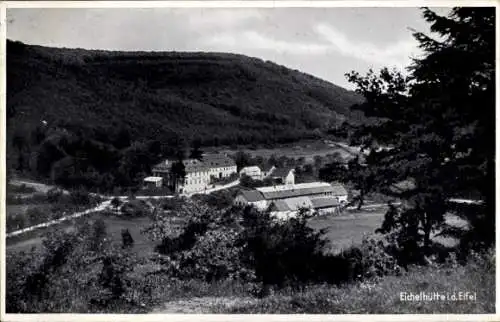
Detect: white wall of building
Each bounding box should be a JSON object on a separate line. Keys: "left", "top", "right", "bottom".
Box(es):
{"left": 284, "top": 171, "right": 295, "bottom": 185}
{"left": 335, "top": 195, "right": 348, "bottom": 204}
{"left": 239, "top": 166, "right": 262, "bottom": 180}
{"left": 181, "top": 170, "right": 211, "bottom": 193}
{"left": 233, "top": 195, "right": 268, "bottom": 210}
{"left": 210, "top": 165, "right": 237, "bottom": 179}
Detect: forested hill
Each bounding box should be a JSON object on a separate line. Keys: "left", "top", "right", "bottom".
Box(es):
{"left": 7, "top": 39, "right": 364, "bottom": 191}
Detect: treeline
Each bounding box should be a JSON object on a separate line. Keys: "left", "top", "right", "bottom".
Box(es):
{"left": 8, "top": 122, "right": 177, "bottom": 193}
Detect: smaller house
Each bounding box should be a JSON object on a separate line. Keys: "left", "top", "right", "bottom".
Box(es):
{"left": 239, "top": 166, "right": 263, "bottom": 180}
{"left": 233, "top": 189, "right": 267, "bottom": 210}
{"left": 270, "top": 168, "right": 295, "bottom": 185}
{"left": 143, "top": 176, "right": 163, "bottom": 188}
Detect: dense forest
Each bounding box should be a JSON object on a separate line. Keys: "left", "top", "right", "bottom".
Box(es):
{"left": 7, "top": 40, "right": 364, "bottom": 192}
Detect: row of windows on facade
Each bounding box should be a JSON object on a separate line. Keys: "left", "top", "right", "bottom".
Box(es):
{"left": 186, "top": 178, "right": 209, "bottom": 185}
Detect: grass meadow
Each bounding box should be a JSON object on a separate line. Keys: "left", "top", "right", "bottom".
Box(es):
{"left": 210, "top": 254, "right": 495, "bottom": 314}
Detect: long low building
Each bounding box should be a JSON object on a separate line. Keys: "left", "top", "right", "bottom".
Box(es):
{"left": 234, "top": 181, "right": 348, "bottom": 218}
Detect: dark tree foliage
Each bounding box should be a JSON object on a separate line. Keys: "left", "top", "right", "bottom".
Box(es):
{"left": 345, "top": 8, "right": 495, "bottom": 255}
{"left": 90, "top": 219, "right": 107, "bottom": 252}
{"left": 189, "top": 138, "right": 204, "bottom": 160}
{"left": 7, "top": 39, "right": 365, "bottom": 193}
{"left": 170, "top": 159, "right": 186, "bottom": 192}
{"left": 318, "top": 162, "right": 347, "bottom": 185}
{"left": 121, "top": 229, "right": 134, "bottom": 249}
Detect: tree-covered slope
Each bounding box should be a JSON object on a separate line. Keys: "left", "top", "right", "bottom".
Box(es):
{"left": 8, "top": 40, "right": 364, "bottom": 144}
{"left": 7, "top": 40, "right": 364, "bottom": 191}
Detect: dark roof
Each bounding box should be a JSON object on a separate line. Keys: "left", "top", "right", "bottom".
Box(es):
{"left": 259, "top": 185, "right": 334, "bottom": 200}
{"left": 202, "top": 153, "right": 236, "bottom": 167}
{"left": 270, "top": 200, "right": 292, "bottom": 212}
{"left": 238, "top": 189, "right": 265, "bottom": 202}
{"left": 152, "top": 154, "right": 235, "bottom": 174}
{"left": 270, "top": 197, "right": 313, "bottom": 212}
{"left": 271, "top": 168, "right": 294, "bottom": 178}
{"left": 153, "top": 159, "right": 210, "bottom": 173}
{"left": 153, "top": 161, "right": 171, "bottom": 171}
{"left": 310, "top": 197, "right": 340, "bottom": 209}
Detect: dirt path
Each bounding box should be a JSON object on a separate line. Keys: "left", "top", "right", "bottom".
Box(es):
{"left": 150, "top": 296, "right": 257, "bottom": 313}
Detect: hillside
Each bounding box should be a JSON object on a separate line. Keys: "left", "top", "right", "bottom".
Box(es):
{"left": 7, "top": 40, "right": 364, "bottom": 191}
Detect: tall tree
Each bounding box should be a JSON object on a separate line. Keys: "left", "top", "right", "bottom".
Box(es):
{"left": 189, "top": 138, "right": 204, "bottom": 160}
{"left": 170, "top": 159, "right": 186, "bottom": 193}
{"left": 345, "top": 7, "right": 495, "bottom": 254}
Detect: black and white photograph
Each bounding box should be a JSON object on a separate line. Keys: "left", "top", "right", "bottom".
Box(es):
{"left": 1, "top": 1, "right": 497, "bottom": 318}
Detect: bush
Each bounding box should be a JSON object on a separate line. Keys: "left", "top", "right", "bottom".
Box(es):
{"left": 352, "top": 235, "right": 402, "bottom": 280}
{"left": 239, "top": 208, "right": 329, "bottom": 288}
{"left": 70, "top": 189, "right": 91, "bottom": 206}
{"left": 6, "top": 223, "right": 148, "bottom": 313}
{"left": 47, "top": 188, "right": 64, "bottom": 203}
{"left": 172, "top": 228, "right": 255, "bottom": 282}
{"left": 191, "top": 189, "right": 237, "bottom": 209}
{"left": 161, "top": 197, "right": 185, "bottom": 211}
{"left": 120, "top": 200, "right": 151, "bottom": 218}
{"left": 6, "top": 215, "right": 27, "bottom": 232}
{"left": 25, "top": 208, "right": 51, "bottom": 226}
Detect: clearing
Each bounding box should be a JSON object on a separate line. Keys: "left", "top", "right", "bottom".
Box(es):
{"left": 205, "top": 140, "right": 358, "bottom": 163}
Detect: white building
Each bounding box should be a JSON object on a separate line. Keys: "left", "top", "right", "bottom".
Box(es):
{"left": 143, "top": 176, "right": 163, "bottom": 188}
{"left": 234, "top": 181, "right": 349, "bottom": 218}
{"left": 269, "top": 168, "right": 295, "bottom": 185}
{"left": 204, "top": 153, "right": 238, "bottom": 180}
{"left": 150, "top": 153, "right": 237, "bottom": 194}
{"left": 239, "top": 166, "right": 263, "bottom": 180}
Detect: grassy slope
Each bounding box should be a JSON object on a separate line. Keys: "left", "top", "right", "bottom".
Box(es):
{"left": 7, "top": 40, "right": 364, "bottom": 147}
{"left": 212, "top": 258, "right": 495, "bottom": 314}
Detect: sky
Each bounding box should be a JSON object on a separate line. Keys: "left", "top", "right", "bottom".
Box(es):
{"left": 6, "top": 6, "right": 452, "bottom": 90}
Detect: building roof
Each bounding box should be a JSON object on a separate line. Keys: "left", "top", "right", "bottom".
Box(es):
{"left": 184, "top": 161, "right": 211, "bottom": 173}
{"left": 270, "top": 167, "right": 294, "bottom": 178}
{"left": 143, "top": 176, "right": 163, "bottom": 183}
{"left": 261, "top": 164, "right": 276, "bottom": 172}
{"left": 256, "top": 182, "right": 336, "bottom": 200}
{"left": 238, "top": 189, "right": 265, "bottom": 202}
{"left": 310, "top": 197, "right": 340, "bottom": 209}
{"left": 153, "top": 155, "right": 234, "bottom": 174}
{"left": 270, "top": 197, "right": 313, "bottom": 212}
{"left": 202, "top": 153, "right": 236, "bottom": 167}
{"left": 329, "top": 182, "right": 349, "bottom": 196}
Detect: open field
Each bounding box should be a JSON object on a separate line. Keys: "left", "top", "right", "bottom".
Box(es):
{"left": 6, "top": 204, "right": 54, "bottom": 218}
{"left": 308, "top": 209, "right": 386, "bottom": 254}
{"left": 6, "top": 213, "right": 157, "bottom": 256}
{"left": 205, "top": 140, "right": 358, "bottom": 163}
{"left": 6, "top": 203, "right": 468, "bottom": 258}
{"left": 308, "top": 207, "right": 468, "bottom": 254}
